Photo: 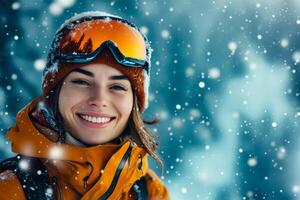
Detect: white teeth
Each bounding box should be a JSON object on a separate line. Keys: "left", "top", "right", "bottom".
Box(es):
{"left": 80, "top": 115, "right": 111, "bottom": 124}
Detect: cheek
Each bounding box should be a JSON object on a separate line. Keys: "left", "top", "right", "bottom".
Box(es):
{"left": 58, "top": 88, "right": 69, "bottom": 118}
{"left": 58, "top": 86, "right": 84, "bottom": 115}
{"left": 115, "top": 95, "right": 133, "bottom": 117}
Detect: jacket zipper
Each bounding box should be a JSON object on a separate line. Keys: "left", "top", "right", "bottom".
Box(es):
{"left": 98, "top": 144, "right": 133, "bottom": 200}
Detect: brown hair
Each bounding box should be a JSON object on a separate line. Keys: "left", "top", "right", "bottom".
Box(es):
{"left": 121, "top": 94, "right": 162, "bottom": 167}
{"left": 45, "top": 81, "right": 163, "bottom": 168}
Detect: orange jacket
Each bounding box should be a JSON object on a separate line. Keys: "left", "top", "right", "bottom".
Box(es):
{"left": 0, "top": 98, "right": 169, "bottom": 200}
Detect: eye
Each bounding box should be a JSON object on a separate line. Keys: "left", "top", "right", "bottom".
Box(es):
{"left": 110, "top": 85, "right": 127, "bottom": 91}
{"left": 71, "top": 79, "right": 90, "bottom": 86}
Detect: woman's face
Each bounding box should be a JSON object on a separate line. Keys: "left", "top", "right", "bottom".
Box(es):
{"left": 58, "top": 63, "right": 133, "bottom": 146}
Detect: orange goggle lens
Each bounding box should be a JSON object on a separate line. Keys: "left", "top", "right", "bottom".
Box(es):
{"left": 59, "top": 18, "right": 147, "bottom": 61}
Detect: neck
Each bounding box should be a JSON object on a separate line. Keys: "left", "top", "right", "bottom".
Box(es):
{"left": 65, "top": 131, "right": 88, "bottom": 147}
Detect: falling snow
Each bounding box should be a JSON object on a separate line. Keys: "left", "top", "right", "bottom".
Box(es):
{"left": 1, "top": 1, "right": 300, "bottom": 200}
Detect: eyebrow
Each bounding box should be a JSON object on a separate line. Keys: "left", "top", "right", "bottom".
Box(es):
{"left": 109, "top": 75, "right": 129, "bottom": 80}
{"left": 72, "top": 68, "right": 129, "bottom": 80}
{"left": 73, "top": 68, "right": 94, "bottom": 77}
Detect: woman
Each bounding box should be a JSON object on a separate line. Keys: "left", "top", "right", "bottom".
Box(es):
{"left": 0, "top": 11, "right": 169, "bottom": 200}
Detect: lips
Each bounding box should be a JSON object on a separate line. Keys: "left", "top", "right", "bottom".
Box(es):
{"left": 76, "top": 112, "right": 114, "bottom": 118}
{"left": 76, "top": 112, "right": 116, "bottom": 128}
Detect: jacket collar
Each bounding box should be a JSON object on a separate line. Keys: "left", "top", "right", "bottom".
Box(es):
{"left": 6, "top": 97, "right": 149, "bottom": 198}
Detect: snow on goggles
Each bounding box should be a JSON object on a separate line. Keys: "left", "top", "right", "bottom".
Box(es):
{"left": 54, "top": 16, "right": 150, "bottom": 73}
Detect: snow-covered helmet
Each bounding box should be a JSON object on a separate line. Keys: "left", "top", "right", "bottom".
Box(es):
{"left": 42, "top": 11, "right": 152, "bottom": 112}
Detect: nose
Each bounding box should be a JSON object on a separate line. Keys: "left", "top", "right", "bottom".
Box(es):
{"left": 87, "top": 87, "right": 109, "bottom": 108}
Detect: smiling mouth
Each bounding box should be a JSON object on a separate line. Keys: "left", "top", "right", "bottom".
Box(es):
{"left": 76, "top": 114, "right": 115, "bottom": 124}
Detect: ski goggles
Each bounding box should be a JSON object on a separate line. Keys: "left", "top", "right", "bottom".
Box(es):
{"left": 53, "top": 16, "right": 150, "bottom": 74}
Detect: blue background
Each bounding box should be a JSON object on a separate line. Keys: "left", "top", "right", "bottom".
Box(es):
{"left": 1, "top": 0, "right": 300, "bottom": 199}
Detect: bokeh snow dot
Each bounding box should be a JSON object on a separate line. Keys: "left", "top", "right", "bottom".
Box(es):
{"left": 280, "top": 38, "right": 289, "bottom": 48}
{"left": 247, "top": 191, "right": 254, "bottom": 197}
{"left": 190, "top": 109, "right": 201, "bottom": 118}
{"left": 56, "top": 0, "right": 75, "bottom": 8}
{"left": 34, "top": 59, "right": 46, "bottom": 71}
{"left": 292, "top": 51, "right": 300, "bottom": 63}
{"left": 277, "top": 147, "right": 286, "bottom": 159}
{"left": 49, "top": 146, "right": 63, "bottom": 159}
{"left": 186, "top": 67, "right": 195, "bottom": 77}
{"left": 293, "top": 185, "right": 300, "bottom": 193}
{"left": 198, "top": 81, "right": 205, "bottom": 88}
{"left": 161, "top": 30, "right": 170, "bottom": 39}
{"left": 247, "top": 158, "right": 257, "bottom": 167}
{"left": 208, "top": 67, "right": 220, "bottom": 79}
{"left": 140, "top": 26, "right": 149, "bottom": 35}
{"left": 257, "top": 34, "right": 262, "bottom": 40}
{"left": 176, "top": 104, "right": 181, "bottom": 110}
{"left": 6, "top": 85, "right": 12, "bottom": 91}
{"left": 49, "top": 2, "right": 64, "bottom": 16}
{"left": 272, "top": 122, "right": 277, "bottom": 128}
{"left": 11, "top": 74, "right": 18, "bottom": 80}
{"left": 158, "top": 110, "right": 169, "bottom": 120}
{"left": 11, "top": 2, "right": 21, "bottom": 10}
{"left": 172, "top": 117, "right": 182, "bottom": 128}
{"left": 228, "top": 41, "right": 237, "bottom": 54}
{"left": 46, "top": 188, "right": 53, "bottom": 196}
{"left": 19, "top": 160, "right": 29, "bottom": 170}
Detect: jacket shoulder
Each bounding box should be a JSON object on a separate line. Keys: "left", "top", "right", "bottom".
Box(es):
{"left": 145, "top": 169, "right": 170, "bottom": 200}
{"left": 0, "top": 170, "right": 26, "bottom": 200}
